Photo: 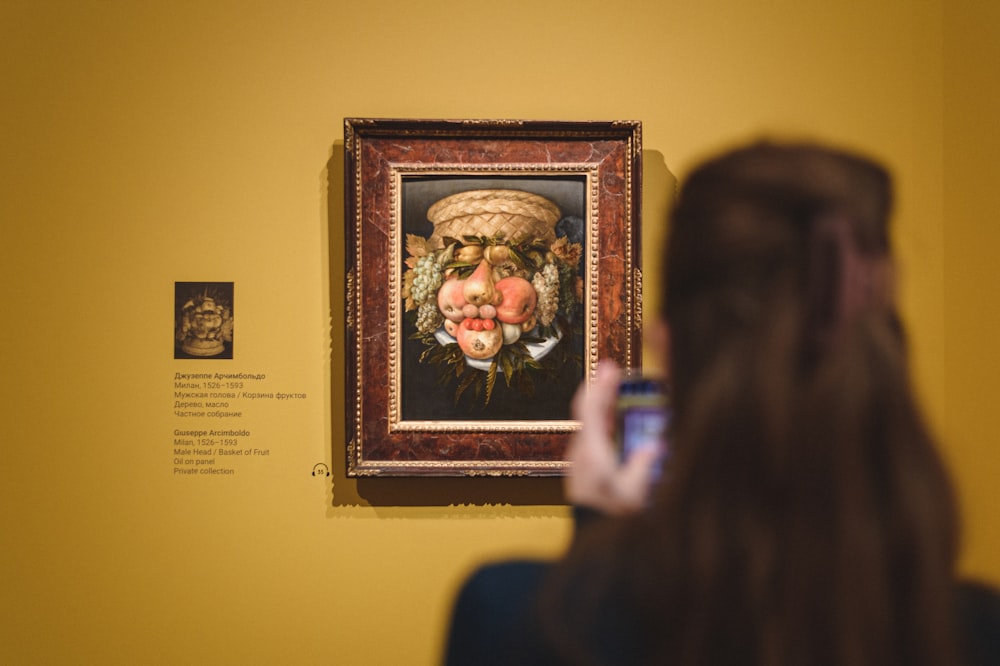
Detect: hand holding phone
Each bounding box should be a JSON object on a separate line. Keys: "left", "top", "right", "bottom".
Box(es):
{"left": 566, "top": 363, "right": 666, "bottom": 514}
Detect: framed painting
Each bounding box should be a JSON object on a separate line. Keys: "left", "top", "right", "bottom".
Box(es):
{"left": 344, "top": 118, "right": 643, "bottom": 476}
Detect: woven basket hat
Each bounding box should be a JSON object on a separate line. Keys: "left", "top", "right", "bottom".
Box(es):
{"left": 426, "top": 189, "right": 560, "bottom": 248}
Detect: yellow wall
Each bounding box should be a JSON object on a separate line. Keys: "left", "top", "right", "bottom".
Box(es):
{"left": 943, "top": 0, "right": 1000, "bottom": 581}
{"left": 1, "top": 1, "right": 996, "bottom": 664}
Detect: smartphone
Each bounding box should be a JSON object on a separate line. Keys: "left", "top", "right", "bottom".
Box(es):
{"left": 616, "top": 375, "right": 670, "bottom": 483}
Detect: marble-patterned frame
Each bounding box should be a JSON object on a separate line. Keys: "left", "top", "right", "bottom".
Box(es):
{"left": 344, "top": 119, "right": 642, "bottom": 477}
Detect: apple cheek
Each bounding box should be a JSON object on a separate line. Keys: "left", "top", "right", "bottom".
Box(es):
{"left": 493, "top": 277, "right": 538, "bottom": 325}
{"left": 437, "top": 278, "right": 470, "bottom": 322}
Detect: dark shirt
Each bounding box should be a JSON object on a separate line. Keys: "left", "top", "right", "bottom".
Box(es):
{"left": 446, "top": 559, "right": 554, "bottom": 666}
{"left": 445, "top": 509, "right": 1000, "bottom": 665}
{"left": 957, "top": 580, "right": 1000, "bottom": 666}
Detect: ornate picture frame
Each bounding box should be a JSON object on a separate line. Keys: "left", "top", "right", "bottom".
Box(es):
{"left": 344, "top": 118, "right": 642, "bottom": 476}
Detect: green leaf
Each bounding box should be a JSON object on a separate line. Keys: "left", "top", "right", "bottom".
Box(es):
{"left": 485, "top": 358, "right": 498, "bottom": 405}
{"left": 437, "top": 242, "right": 457, "bottom": 265}
{"left": 499, "top": 351, "right": 515, "bottom": 387}
{"left": 513, "top": 369, "right": 536, "bottom": 397}
{"left": 509, "top": 245, "right": 531, "bottom": 268}
{"left": 445, "top": 262, "right": 476, "bottom": 279}
{"left": 454, "top": 370, "right": 479, "bottom": 405}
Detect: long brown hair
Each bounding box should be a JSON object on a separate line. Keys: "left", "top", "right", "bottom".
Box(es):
{"left": 541, "top": 142, "right": 959, "bottom": 665}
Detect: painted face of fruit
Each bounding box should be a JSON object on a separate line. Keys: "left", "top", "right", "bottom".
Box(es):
{"left": 437, "top": 277, "right": 468, "bottom": 322}
{"left": 494, "top": 276, "right": 537, "bottom": 324}
{"left": 456, "top": 322, "right": 503, "bottom": 359}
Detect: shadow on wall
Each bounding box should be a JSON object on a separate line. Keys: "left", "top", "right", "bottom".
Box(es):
{"left": 325, "top": 142, "right": 675, "bottom": 507}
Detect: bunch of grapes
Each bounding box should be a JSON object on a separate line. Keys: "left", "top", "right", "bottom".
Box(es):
{"left": 415, "top": 300, "right": 444, "bottom": 334}
{"left": 410, "top": 254, "right": 444, "bottom": 307}
{"left": 532, "top": 263, "right": 560, "bottom": 326}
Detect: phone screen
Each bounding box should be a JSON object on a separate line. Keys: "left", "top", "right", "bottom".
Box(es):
{"left": 617, "top": 376, "right": 670, "bottom": 482}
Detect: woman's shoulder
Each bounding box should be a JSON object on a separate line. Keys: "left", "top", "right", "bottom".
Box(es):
{"left": 453, "top": 560, "right": 551, "bottom": 616}
{"left": 444, "top": 560, "right": 553, "bottom": 666}
{"left": 956, "top": 579, "right": 1000, "bottom": 666}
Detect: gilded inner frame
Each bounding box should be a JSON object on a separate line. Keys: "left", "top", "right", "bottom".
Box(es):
{"left": 344, "top": 119, "right": 642, "bottom": 477}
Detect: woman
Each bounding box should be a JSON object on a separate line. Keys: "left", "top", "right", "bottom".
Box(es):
{"left": 445, "top": 141, "right": 1000, "bottom": 665}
